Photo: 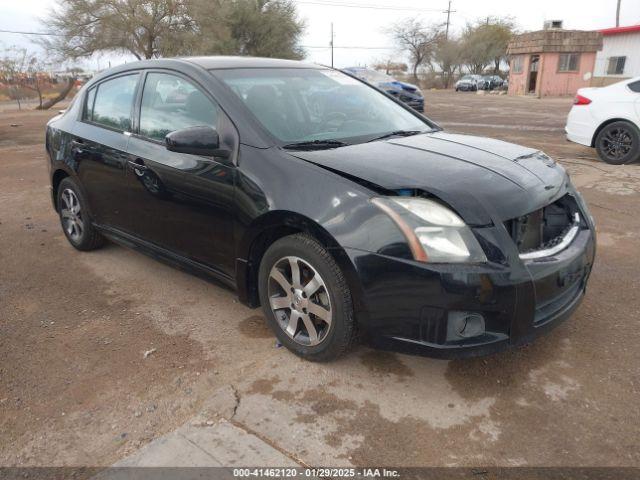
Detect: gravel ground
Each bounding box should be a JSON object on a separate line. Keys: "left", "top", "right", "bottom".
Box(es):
{"left": 1, "top": 90, "right": 639, "bottom": 468}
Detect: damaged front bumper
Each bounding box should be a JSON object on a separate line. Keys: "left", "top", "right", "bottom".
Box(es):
{"left": 346, "top": 198, "right": 596, "bottom": 359}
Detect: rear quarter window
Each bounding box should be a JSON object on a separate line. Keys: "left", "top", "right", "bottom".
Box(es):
{"left": 628, "top": 80, "right": 640, "bottom": 93}
{"left": 83, "top": 87, "right": 96, "bottom": 120}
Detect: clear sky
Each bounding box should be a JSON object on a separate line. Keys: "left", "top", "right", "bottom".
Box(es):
{"left": 1, "top": 0, "right": 639, "bottom": 71}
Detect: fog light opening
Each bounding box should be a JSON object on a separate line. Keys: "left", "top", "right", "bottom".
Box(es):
{"left": 447, "top": 311, "right": 485, "bottom": 340}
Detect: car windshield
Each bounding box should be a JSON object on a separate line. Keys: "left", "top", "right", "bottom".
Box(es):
{"left": 213, "top": 68, "right": 433, "bottom": 145}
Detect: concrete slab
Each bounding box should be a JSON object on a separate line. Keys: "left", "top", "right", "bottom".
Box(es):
{"left": 113, "top": 419, "right": 299, "bottom": 468}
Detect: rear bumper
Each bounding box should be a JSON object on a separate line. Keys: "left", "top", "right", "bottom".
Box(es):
{"left": 346, "top": 206, "right": 596, "bottom": 359}
{"left": 565, "top": 106, "right": 597, "bottom": 147}
{"left": 565, "top": 128, "right": 594, "bottom": 147}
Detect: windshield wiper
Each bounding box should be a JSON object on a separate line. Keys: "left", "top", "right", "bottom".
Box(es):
{"left": 368, "top": 130, "right": 424, "bottom": 142}
{"left": 282, "top": 139, "right": 348, "bottom": 150}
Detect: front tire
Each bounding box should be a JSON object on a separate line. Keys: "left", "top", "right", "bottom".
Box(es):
{"left": 258, "top": 234, "right": 355, "bottom": 362}
{"left": 57, "top": 177, "right": 104, "bottom": 251}
{"left": 595, "top": 121, "right": 640, "bottom": 165}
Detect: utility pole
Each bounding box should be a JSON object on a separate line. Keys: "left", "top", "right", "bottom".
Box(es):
{"left": 616, "top": 0, "right": 622, "bottom": 27}
{"left": 330, "top": 22, "right": 334, "bottom": 68}
{"left": 444, "top": 0, "right": 456, "bottom": 40}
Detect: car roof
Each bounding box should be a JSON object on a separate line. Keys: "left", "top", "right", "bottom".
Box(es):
{"left": 84, "top": 56, "right": 326, "bottom": 87}
{"left": 179, "top": 56, "right": 322, "bottom": 70}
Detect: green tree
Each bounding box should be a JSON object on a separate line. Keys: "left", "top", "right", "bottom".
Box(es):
{"left": 432, "top": 37, "right": 462, "bottom": 88}
{"left": 225, "top": 0, "right": 305, "bottom": 59}
{"left": 460, "top": 17, "right": 515, "bottom": 74}
{"left": 40, "top": 0, "right": 194, "bottom": 60}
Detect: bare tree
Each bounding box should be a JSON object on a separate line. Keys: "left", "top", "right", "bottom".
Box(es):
{"left": 372, "top": 58, "right": 408, "bottom": 75}
{"left": 388, "top": 19, "right": 442, "bottom": 83}
{"left": 38, "top": 78, "right": 77, "bottom": 110}
{"left": 40, "top": 0, "right": 306, "bottom": 61}
{"left": 0, "top": 48, "right": 49, "bottom": 109}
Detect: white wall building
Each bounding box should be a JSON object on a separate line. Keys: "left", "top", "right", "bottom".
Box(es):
{"left": 593, "top": 25, "right": 640, "bottom": 86}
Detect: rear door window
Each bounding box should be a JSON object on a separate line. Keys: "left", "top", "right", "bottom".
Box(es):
{"left": 139, "top": 72, "right": 219, "bottom": 142}
{"left": 90, "top": 74, "right": 139, "bottom": 131}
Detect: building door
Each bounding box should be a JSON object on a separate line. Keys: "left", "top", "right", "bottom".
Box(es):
{"left": 528, "top": 55, "right": 540, "bottom": 94}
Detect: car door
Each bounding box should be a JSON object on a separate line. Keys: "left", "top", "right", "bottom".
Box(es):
{"left": 71, "top": 72, "right": 140, "bottom": 230}
{"left": 122, "top": 70, "right": 238, "bottom": 277}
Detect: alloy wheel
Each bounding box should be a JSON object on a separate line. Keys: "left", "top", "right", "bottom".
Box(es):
{"left": 601, "top": 126, "right": 633, "bottom": 162}
{"left": 60, "top": 188, "right": 84, "bottom": 243}
{"left": 267, "top": 256, "right": 332, "bottom": 346}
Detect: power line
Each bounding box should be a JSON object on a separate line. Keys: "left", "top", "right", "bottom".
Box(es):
{"left": 294, "top": 0, "right": 446, "bottom": 13}
{"left": 302, "top": 45, "right": 395, "bottom": 49}
{"left": 0, "top": 29, "right": 57, "bottom": 36}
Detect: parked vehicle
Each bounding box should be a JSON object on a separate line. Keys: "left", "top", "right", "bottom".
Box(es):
{"left": 487, "top": 75, "right": 504, "bottom": 90}
{"left": 342, "top": 67, "right": 424, "bottom": 112}
{"left": 46, "top": 57, "right": 596, "bottom": 361}
{"left": 455, "top": 75, "right": 482, "bottom": 91}
{"left": 475, "top": 75, "right": 504, "bottom": 91}
{"left": 566, "top": 77, "right": 640, "bottom": 164}
{"left": 477, "top": 76, "right": 491, "bottom": 90}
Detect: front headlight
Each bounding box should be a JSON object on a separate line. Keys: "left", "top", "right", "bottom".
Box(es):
{"left": 372, "top": 197, "right": 487, "bottom": 263}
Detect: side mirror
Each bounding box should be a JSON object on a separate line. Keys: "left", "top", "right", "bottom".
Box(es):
{"left": 165, "top": 126, "right": 229, "bottom": 158}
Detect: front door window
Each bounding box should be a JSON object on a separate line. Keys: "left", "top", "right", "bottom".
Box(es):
{"left": 139, "top": 73, "right": 219, "bottom": 142}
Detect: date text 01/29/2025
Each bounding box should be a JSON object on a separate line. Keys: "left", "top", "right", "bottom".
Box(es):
{"left": 231, "top": 468, "right": 400, "bottom": 477}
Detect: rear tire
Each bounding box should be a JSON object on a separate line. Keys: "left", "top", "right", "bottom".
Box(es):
{"left": 258, "top": 234, "right": 355, "bottom": 362}
{"left": 595, "top": 121, "right": 640, "bottom": 165}
{"left": 57, "top": 177, "right": 104, "bottom": 251}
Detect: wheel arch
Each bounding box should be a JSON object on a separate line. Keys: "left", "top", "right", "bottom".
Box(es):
{"left": 236, "top": 210, "right": 369, "bottom": 328}
{"left": 51, "top": 168, "right": 71, "bottom": 211}
{"left": 591, "top": 117, "right": 640, "bottom": 147}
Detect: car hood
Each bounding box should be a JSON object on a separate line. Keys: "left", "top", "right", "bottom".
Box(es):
{"left": 289, "top": 131, "right": 569, "bottom": 226}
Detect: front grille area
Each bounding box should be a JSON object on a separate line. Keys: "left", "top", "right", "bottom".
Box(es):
{"left": 504, "top": 194, "right": 580, "bottom": 254}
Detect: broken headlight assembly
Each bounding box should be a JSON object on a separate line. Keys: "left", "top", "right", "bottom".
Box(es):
{"left": 371, "top": 197, "right": 487, "bottom": 263}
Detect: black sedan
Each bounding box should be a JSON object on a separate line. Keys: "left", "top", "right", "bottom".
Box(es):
{"left": 46, "top": 57, "right": 596, "bottom": 361}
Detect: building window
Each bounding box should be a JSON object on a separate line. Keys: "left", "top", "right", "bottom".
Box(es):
{"left": 607, "top": 56, "right": 626, "bottom": 75}
{"left": 558, "top": 53, "right": 580, "bottom": 72}
{"left": 512, "top": 56, "right": 524, "bottom": 74}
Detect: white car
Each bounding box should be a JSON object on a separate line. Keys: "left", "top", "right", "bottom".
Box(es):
{"left": 565, "top": 77, "right": 640, "bottom": 164}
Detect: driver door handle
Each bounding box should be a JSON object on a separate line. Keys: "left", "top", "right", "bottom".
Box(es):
{"left": 70, "top": 139, "right": 84, "bottom": 154}
{"left": 128, "top": 159, "right": 148, "bottom": 172}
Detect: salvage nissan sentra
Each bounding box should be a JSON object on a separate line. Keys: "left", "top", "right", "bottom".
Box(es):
{"left": 46, "top": 57, "right": 596, "bottom": 361}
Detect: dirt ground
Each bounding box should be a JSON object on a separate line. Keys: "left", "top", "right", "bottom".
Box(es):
{"left": 1, "top": 91, "right": 639, "bottom": 468}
